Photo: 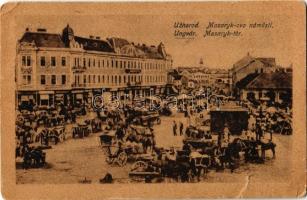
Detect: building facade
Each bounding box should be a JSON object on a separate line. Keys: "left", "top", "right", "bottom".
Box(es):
{"left": 16, "top": 25, "right": 172, "bottom": 107}
{"left": 231, "top": 53, "right": 277, "bottom": 88}
{"left": 239, "top": 71, "right": 292, "bottom": 105}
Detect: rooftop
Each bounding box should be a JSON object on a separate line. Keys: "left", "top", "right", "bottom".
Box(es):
{"left": 19, "top": 26, "right": 170, "bottom": 60}
{"left": 232, "top": 54, "right": 276, "bottom": 72}
{"left": 20, "top": 32, "right": 65, "bottom": 48}
{"left": 245, "top": 72, "right": 292, "bottom": 89}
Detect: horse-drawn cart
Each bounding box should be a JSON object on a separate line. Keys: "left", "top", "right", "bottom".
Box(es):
{"left": 72, "top": 123, "right": 91, "bottom": 138}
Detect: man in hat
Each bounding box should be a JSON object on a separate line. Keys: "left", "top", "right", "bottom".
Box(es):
{"left": 173, "top": 121, "right": 177, "bottom": 136}
{"left": 255, "top": 122, "right": 263, "bottom": 141}
{"left": 179, "top": 122, "right": 184, "bottom": 136}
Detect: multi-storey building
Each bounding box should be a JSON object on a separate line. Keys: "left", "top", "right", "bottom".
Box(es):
{"left": 16, "top": 25, "right": 172, "bottom": 107}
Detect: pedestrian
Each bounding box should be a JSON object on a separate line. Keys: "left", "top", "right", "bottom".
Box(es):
{"left": 223, "top": 124, "right": 230, "bottom": 142}
{"left": 173, "top": 121, "right": 177, "bottom": 136}
{"left": 179, "top": 122, "right": 184, "bottom": 136}
{"left": 255, "top": 122, "right": 263, "bottom": 141}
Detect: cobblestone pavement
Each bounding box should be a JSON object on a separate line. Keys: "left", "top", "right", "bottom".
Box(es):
{"left": 16, "top": 111, "right": 292, "bottom": 185}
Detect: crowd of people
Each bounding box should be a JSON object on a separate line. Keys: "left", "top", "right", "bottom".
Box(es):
{"left": 16, "top": 86, "right": 292, "bottom": 182}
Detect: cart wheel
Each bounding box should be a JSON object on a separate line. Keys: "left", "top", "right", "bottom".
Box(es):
{"left": 117, "top": 152, "right": 128, "bottom": 167}
{"left": 101, "top": 146, "right": 109, "bottom": 155}
{"left": 131, "top": 161, "right": 148, "bottom": 172}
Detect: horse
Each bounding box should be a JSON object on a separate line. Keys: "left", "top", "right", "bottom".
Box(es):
{"left": 160, "top": 159, "right": 191, "bottom": 182}
{"left": 22, "top": 146, "right": 46, "bottom": 169}
{"left": 259, "top": 140, "right": 276, "bottom": 159}
{"left": 219, "top": 138, "right": 245, "bottom": 172}
{"left": 241, "top": 139, "right": 263, "bottom": 163}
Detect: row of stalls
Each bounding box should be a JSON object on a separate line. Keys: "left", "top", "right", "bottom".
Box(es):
{"left": 17, "top": 86, "right": 166, "bottom": 109}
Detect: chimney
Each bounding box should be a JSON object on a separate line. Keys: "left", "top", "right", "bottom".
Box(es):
{"left": 96, "top": 36, "right": 100, "bottom": 40}
{"left": 89, "top": 35, "right": 94, "bottom": 39}
{"left": 37, "top": 28, "right": 47, "bottom": 32}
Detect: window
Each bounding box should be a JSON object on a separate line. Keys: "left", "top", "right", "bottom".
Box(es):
{"left": 88, "top": 58, "right": 91, "bottom": 67}
{"left": 51, "top": 75, "right": 56, "bottom": 85}
{"left": 61, "top": 57, "right": 66, "bottom": 66}
{"left": 27, "top": 75, "right": 31, "bottom": 84}
{"left": 83, "top": 58, "right": 86, "bottom": 67}
{"left": 98, "top": 75, "right": 100, "bottom": 83}
{"left": 41, "top": 75, "right": 46, "bottom": 85}
{"left": 102, "top": 75, "right": 105, "bottom": 83}
{"left": 26, "top": 56, "right": 31, "bottom": 66}
{"left": 22, "top": 56, "right": 26, "bottom": 66}
{"left": 22, "top": 75, "right": 27, "bottom": 84}
{"left": 61, "top": 75, "right": 66, "bottom": 85}
{"left": 22, "top": 56, "right": 31, "bottom": 66}
{"left": 93, "top": 59, "right": 95, "bottom": 67}
{"left": 83, "top": 75, "right": 86, "bottom": 84}
{"left": 88, "top": 75, "right": 91, "bottom": 83}
{"left": 51, "top": 57, "right": 56, "bottom": 67}
{"left": 93, "top": 75, "right": 96, "bottom": 83}
{"left": 119, "top": 76, "right": 121, "bottom": 84}
{"left": 40, "top": 56, "right": 46, "bottom": 66}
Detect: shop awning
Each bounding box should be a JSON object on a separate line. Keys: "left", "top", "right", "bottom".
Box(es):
{"left": 55, "top": 94, "right": 64, "bottom": 100}
{"left": 40, "top": 94, "right": 49, "bottom": 100}
{"left": 39, "top": 91, "right": 54, "bottom": 94}
{"left": 76, "top": 94, "right": 83, "bottom": 99}
{"left": 21, "top": 96, "right": 29, "bottom": 101}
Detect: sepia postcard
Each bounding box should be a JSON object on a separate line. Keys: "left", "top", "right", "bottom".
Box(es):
{"left": 1, "top": 2, "right": 306, "bottom": 199}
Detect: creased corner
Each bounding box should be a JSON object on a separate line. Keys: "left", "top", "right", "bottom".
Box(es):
{"left": 296, "top": 184, "right": 307, "bottom": 198}
{"left": 236, "top": 175, "right": 251, "bottom": 198}
{"left": 0, "top": 2, "right": 20, "bottom": 16}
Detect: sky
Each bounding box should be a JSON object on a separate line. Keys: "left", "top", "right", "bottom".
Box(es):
{"left": 14, "top": 7, "right": 294, "bottom": 69}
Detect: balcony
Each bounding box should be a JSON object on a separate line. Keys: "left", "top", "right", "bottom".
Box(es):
{"left": 71, "top": 83, "right": 86, "bottom": 88}
{"left": 125, "top": 69, "right": 141, "bottom": 74}
{"left": 127, "top": 81, "right": 142, "bottom": 87}
{"left": 72, "top": 66, "right": 87, "bottom": 73}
